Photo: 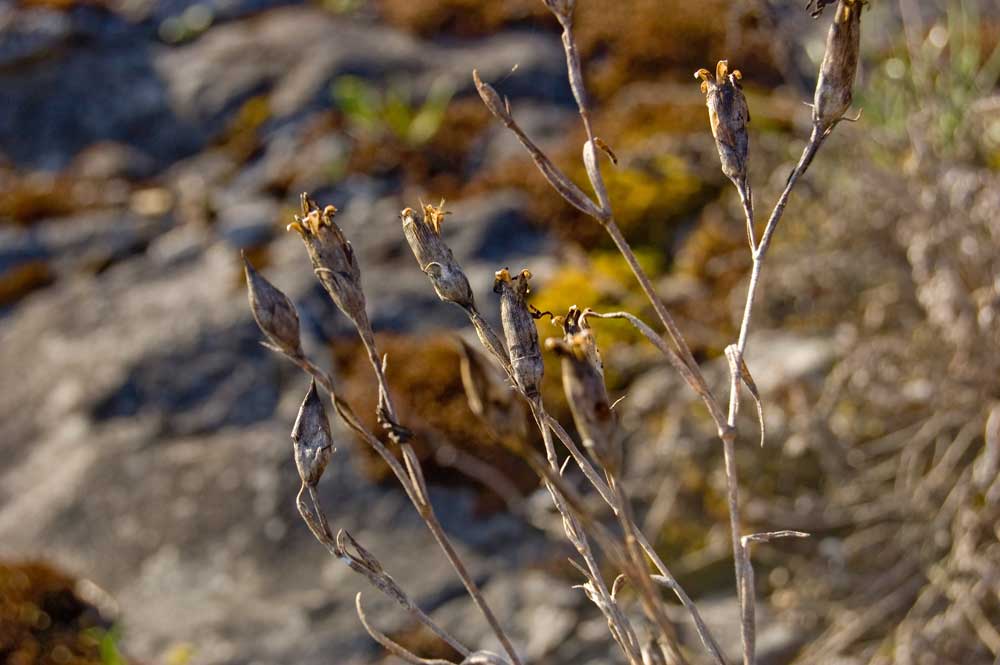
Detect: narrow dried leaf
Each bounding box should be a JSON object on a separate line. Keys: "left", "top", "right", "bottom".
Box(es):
{"left": 726, "top": 345, "right": 766, "bottom": 448}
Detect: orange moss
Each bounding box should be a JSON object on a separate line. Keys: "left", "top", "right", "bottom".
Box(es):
{"left": 380, "top": 1, "right": 783, "bottom": 98}
{"left": 0, "top": 561, "right": 109, "bottom": 665}
{"left": 0, "top": 261, "right": 55, "bottom": 307}
{"left": 377, "top": 0, "right": 549, "bottom": 38}
{"left": 331, "top": 333, "right": 541, "bottom": 509}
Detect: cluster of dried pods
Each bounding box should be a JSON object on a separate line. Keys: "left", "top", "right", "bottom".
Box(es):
{"left": 243, "top": 1, "right": 865, "bottom": 664}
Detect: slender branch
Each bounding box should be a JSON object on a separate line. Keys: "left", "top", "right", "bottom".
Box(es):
{"left": 355, "top": 594, "right": 459, "bottom": 665}
{"left": 722, "top": 126, "right": 829, "bottom": 665}
{"left": 583, "top": 310, "right": 728, "bottom": 432}
{"left": 285, "top": 353, "right": 523, "bottom": 665}
{"left": 299, "top": 488, "right": 471, "bottom": 658}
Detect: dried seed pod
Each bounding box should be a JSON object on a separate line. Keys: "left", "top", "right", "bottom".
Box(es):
{"left": 400, "top": 202, "right": 475, "bottom": 310}
{"left": 473, "top": 70, "right": 512, "bottom": 125}
{"left": 243, "top": 253, "right": 302, "bottom": 358}
{"left": 545, "top": 307, "right": 621, "bottom": 473}
{"left": 813, "top": 0, "right": 863, "bottom": 134}
{"left": 494, "top": 268, "right": 544, "bottom": 399}
{"left": 288, "top": 193, "right": 369, "bottom": 329}
{"left": 695, "top": 60, "right": 751, "bottom": 189}
{"left": 291, "top": 380, "right": 334, "bottom": 487}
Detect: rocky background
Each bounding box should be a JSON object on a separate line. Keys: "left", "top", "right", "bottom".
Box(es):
{"left": 1, "top": 1, "right": 999, "bottom": 664}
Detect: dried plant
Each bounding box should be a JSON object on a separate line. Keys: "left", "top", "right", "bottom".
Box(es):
{"left": 241, "top": 2, "right": 872, "bottom": 664}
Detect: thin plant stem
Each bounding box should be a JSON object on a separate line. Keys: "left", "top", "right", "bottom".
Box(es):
{"left": 286, "top": 353, "right": 523, "bottom": 665}
{"left": 295, "top": 484, "right": 471, "bottom": 658}
{"left": 721, "top": 127, "right": 829, "bottom": 665}
{"left": 355, "top": 594, "right": 457, "bottom": 665}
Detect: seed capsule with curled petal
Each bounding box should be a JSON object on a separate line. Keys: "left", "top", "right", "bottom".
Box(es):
{"left": 545, "top": 307, "right": 621, "bottom": 473}
{"left": 243, "top": 254, "right": 302, "bottom": 358}
{"left": 813, "top": 0, "right": 863, "bottom": 134}
{"left": 494, "top": 268, "right": 544, "bottom": 399}
{"left": 400, "top": 202, "right": 475, "bottom": 310}
{"left": 291, "top": 380, "right": 334, "bottom": 487}
{"left": 695, "top": 60, "right": 751, "bottom": 189}
{"left": 289, "top": 193, "right": 369, "bottom": 330}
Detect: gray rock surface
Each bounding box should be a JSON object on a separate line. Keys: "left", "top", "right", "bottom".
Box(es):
{"left": 0, "top": 213, "right": 569, "bottom": 663}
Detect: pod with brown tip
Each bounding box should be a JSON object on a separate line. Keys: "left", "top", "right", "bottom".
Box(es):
{"left": 813, "top": 0, "right": 863, "bottom": 134}
{"left": 545, "top": 307, "right": 621, "bottom": 473}
{"left": 290, "top": 193, "right": 370, "bottom": 331}
{"left": 400, "top": 203, "right": 475, "bottom": 310}
{"left": 695, "top": 60, "right": 751, "bottom": 190}
{"left": 494, "top": 268, "right": 544, "bottom": 399}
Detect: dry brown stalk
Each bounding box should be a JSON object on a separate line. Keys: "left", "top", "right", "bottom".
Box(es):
{"left": 470, "top": 2, "right": 866, "bottom": 665}
{"left": 244, "top": 256, "right": 521, "bottom": 665}
{"left": 241, "top": 1, "right": 868, "bottom": 662}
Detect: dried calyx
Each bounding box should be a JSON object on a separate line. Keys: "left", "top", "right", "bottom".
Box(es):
{"left": 289, "top": 193, "right": 369, "bottom": 329}
{"left": 545, "top": 307, "right": 621, "bottom": 473}
{"left": 400, "top": 202, "right": 475, "bottom": 311}
{"left": 494, "top": 268, "right": 544, "bottom": 399}
{"left": 291, "top": 380, "right": 335, "bottom": 487}
{"left": 243, "top": 253, "right": 302, "bottom": 358}
{"left": 813, "top": 0, "right": 864, "bottom": 134}
{"left": 695, "top": 60, "right": 751, "bottom": 191}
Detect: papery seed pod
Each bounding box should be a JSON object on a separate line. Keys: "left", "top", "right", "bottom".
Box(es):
{"left": 400, "top": 202, "right": 475, "bottom": 310}
{"left": 291, "top": 380, "right": 334, "bottom": 487}
{"left": 288, "top": 193, "right": 370, "bottom": 330}
{"left": 473, "top": 70, "right": 512, "bottom": 124}
{"left": 494, "top": 268, "right": 544, "bottom": 399}
{"left": 243, "top": 253, "right": 302, "bottom": 357}
{"left": 695, "top": 60, "right": 751, "bottom": 190}
{"left": 813, "top": 0, "right": 863, "bottom": 134}
{"left": 545, "top": 307, "right": 621, "bottom": 473}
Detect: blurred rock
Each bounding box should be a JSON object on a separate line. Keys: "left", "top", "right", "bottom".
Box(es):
{"left": 0, "top": 6, "right": 72, "bottom": 68}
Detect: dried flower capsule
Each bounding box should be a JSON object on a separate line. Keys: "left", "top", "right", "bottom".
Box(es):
{"left": 288, "top": 193, "right": 369, "bottom": 329}
{"left": 400, "top": 202, "right": 475, "bottom": 310}
{"left": 545, "top": 307, "right": 621, "bottom": 473}
{"left": 494, "top": 268, "right": 544, "bottom": 399}
{"left": 695, "top": 60, "right": 751, "bottom": 190}
{"left": 291, "top": 380, "right": 334, "bottom": 487}
{"left": 243, "top": 253, "right": 302, "bottom": 357}
{"left": 812, "top": 0, "right": 863, "bottom": 134}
